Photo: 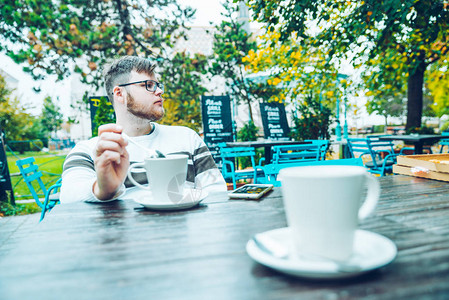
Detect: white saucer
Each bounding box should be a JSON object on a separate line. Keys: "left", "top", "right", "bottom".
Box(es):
{"left": 246, "top": 227, "right": 397, "bottom": 279}
{"left": 122, "top": 186, "right": 208, "bottom": 211}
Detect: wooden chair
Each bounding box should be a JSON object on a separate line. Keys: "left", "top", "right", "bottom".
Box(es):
{"left": 439, "top": 132, "right": 449, "bottom": 153}
{"left": 16, "top": 157, "right": 61, "bottom": 222}
{"left": 255, "top": 158, "right": 363, "bottom": 187}
{"left": 218, "top": 144, "right": 260, "bottom": 190}
{"left": 347, "top": 137, "right": 397, "bottom": 176}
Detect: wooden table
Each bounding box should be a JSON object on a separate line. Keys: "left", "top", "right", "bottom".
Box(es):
{"left": 378, "top": 134, "right": 444, "bottom": 154}
{"left": 1, "top": 175, "right": 449, "bottom": 299}
{"left": 226, "top": 140, "right": 309, "bottom": 162}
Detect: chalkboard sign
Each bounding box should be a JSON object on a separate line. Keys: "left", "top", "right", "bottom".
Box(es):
{"left": 0, "top": 128, "right": 15, "bottom": 205}
{"left": 259, "top": 102, "right": 290, "bottom": 140}
{"left": 201, "top": 95, "right": 234, "bottom": 161}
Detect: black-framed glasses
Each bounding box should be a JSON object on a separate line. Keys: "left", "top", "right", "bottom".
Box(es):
{"left": 118, "top": 80, "right": 164, "bottom": 93}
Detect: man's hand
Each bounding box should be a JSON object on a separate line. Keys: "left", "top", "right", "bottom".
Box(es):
{"left": 93, "top": 124, "right": 129, "bottom": 200}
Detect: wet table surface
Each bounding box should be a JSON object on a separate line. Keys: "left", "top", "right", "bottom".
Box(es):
{"left": 1, "top": 175, "right": 449, "bottom": 299}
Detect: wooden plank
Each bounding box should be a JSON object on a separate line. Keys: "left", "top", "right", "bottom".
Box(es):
{"left": 393, "top": 164, "right": 449, "bottom": 182}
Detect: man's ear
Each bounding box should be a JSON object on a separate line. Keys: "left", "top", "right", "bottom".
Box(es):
{"left": 113, "top": 86, "right": 125, "bottom": 104}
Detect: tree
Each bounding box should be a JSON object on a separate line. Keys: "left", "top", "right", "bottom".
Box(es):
{"left": 41, "top": 96, "right": 64, "bottom": 137}
{"left": 0, "top": 0, "right": 195, "bottom": 87}
{"left": 242, "top": 29, "right": 350, "bottom": 140}
{"left": 159, "top": 52, "right": 208, "bottom": 132}
{"left": 242, "top": 29, "right": 354, "bottom": 112}
{"left": 0, "top": 74, "right": 42, "bottom": 142}
{"left": 365, "top": 88, "right": 406, "bottom": 125}
{"left": 0, "top": 1, "right": 213, "bottom": 132}
{"left": 427, "top": 53, "right": 449, "bottom": 117}
{"left": 246, "top": 0, "right": 449, "bottom": 130}
{"left": 92, "top": 97, "right": 115, "bottom": 137}
{"left": 289, "top": 96, "right": 334, "bottom": 140}
{"left": 209, "top": 1, "right": 268, "bottom": 121}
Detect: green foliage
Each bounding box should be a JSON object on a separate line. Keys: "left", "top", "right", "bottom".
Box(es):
{"left": 7, "top": 152, "right": 64, "bottom": 200}
{"left": 237, "top": 120, "right": 261, "bottom": 168}
{"left": 247, "top": 0, "right": 449, "bottom": 129}
{"left": 40, "top": 96, "right": 64, "bottom": 137}
{"left": 366, "top": 91, "right": 406, "bottom": 124}
{"left": 289, "top": 97, "right": 334, "bottom": 140}
{"left": 406, "top": 126, "right": 435, "bottom": 134}
{"left": 372, "top": 125, "right": 385, "bottom": 134}
{"left": 159, "top": 52, "right": 208, "bottom": 132}
{"left": 427, "top": 59, "right": 449, "bottom": 117}
{"left": 0, "top": 0, "right": 195, "bottom": 87}
{"left": 209, "top": 1, "right": 261, "bottom": 120}
{"left": 441, "top": 121, "right": 449, "bottom": 132}
{"left": 237, "top": 120, "right": 259, "bottom": 141}
{"left": 7, "top": 140, "right": 44, "bottom": 154}
{"left": 0, "top": 74, "right": 44, "bottom": 142}
{"left": 0, "top": 202, "right": 41, "bottom": 217}
{"left": 92, "top": 97, "right": 115, "bottom": 137}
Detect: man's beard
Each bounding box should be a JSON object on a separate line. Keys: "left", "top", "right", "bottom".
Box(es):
{"left": 126, "top": 93, "right": 164, "bottom": 121}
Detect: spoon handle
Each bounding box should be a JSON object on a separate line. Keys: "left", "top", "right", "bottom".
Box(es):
{"left": 122, "top": 133, "right": 158, "bottom": 157}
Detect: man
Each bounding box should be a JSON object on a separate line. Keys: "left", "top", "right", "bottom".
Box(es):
{"left": 60, "top": 56, "right": 226, "bottom": 203}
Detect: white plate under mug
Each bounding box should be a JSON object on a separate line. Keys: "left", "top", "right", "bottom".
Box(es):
{"left": 122, "top": 186, "right": 208, "bottom": 211}
{"left": 246, "top": 227, "right": 397, "bottom": 279}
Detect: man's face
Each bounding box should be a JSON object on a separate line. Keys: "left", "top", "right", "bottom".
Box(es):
{"left": 123, "top": 71, "right": 165, "bottom": 121}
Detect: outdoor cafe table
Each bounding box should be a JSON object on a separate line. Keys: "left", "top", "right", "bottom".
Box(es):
{"left": 226, "top": 140, "right": 310, "bottom": 163}
{"left": 1, "top": 175, "right": 449, "bottom": 299}
{"left": 378, "top": 134, "right": 445, "bottom": 154}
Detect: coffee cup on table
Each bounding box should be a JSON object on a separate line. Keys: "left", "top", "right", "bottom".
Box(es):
{"left": 279, "top": 165, "right": 379, "bottom": 261}
{"left": 127, "top": 154, "right": 188, "bottom": 203}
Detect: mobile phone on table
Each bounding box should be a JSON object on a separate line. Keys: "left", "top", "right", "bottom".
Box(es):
{"left": 228, "top": 184, "right": 274, "bottom": 200}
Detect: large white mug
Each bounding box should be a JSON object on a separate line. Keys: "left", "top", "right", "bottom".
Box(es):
{"left": 279, "top": 165, "right": 379, "bottom": 261}
{"left": 127, "top": 154, "right": 188, "bottom": 203}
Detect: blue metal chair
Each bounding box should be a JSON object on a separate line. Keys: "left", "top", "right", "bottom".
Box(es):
{"left": 271, "top": 143, "right": 322, "bottom": 164}
{"left": 368, "top": 134, "right": 432, "bottom": 154}
{"left": 255, "top": 158, "right": 363, "bottom": 187}
{"left": 218, "top": 144, "right": 260, "bottom": 189}
{"left": 439, "top": 132, "right": 449, "bottom": 153}
{"left": 16, "top": 157, "right": 61, "bottom": 222}
{"left": 305, "top": 139, "right": 330, "bottom": 160}
{"left": 347, "top": 137, "right": 397, "bottom": 176}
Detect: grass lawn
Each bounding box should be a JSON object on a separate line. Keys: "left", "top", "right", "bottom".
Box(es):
{"left": 1, "top": 150, "right": 67, "bottom": 216}
{"left": 6, "top": 150, "right": 66, "bottom": 200}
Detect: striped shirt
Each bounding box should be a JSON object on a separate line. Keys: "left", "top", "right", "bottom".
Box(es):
{"left": 60, "top": 123, "right": 226, "bottom": 203}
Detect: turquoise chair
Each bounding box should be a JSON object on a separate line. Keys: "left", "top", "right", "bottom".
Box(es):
{"left": 368, "top": 135, "right": 432, "bottom": 154}
{"left": 305, "top": 139, "right": 330, "bottom": 160}
{"left": 347, "top": 137, "right": 397, "bottom": 176}
{"left": 255, "top": 158, "right": 363, "bottom": 187}
{"left": 271, "top": 143, "right": 322, "bottom": 164}
{"left": 16, "top": 157, "right": 61, "bottom": 222}
{"left": 218, "top": 143, "right": 261, "bottom": 189}
{"left": 439, "top": 132, "right": 449, "bottom": 153}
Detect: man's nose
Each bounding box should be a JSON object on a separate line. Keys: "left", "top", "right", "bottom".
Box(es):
{"left": 155, "top": 87, "right": 163, "bottom": 96}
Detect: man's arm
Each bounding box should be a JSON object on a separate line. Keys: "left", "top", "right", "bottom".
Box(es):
{"left": 93, "top": 124, "right": 129, "bottom": 200}
{"left": 60, "top": 124, "right": 129, "bottom": 203}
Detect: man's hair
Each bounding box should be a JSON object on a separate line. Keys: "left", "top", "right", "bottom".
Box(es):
{"left": 103, "top": 56, "right": 157, "bottom": 105}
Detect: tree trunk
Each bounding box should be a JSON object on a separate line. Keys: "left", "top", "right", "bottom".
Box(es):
{"left": 406, "top": 57, "right": 426, "bottom": 130}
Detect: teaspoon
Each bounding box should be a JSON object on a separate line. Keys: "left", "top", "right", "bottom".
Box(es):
{"left": 122, "top": 132, "right": 166, "bottom": 158}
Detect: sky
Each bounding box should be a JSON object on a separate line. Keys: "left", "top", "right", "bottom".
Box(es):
{"left": 181, "top": 0, "right": 226, "bottom": 26}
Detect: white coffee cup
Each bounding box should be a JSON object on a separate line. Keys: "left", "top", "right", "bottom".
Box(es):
{"left": 127, "top": 154, "right": 188, "bottom": 203}
{"left": 279, "top": 165, "right": 379, "bottom": 261}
